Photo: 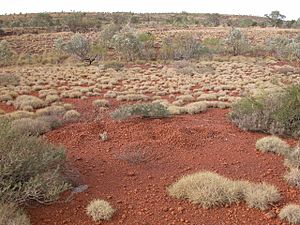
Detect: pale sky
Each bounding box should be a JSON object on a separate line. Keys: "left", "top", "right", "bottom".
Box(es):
{"left": 0, "top": 0, "right": 299, "bottom": 20}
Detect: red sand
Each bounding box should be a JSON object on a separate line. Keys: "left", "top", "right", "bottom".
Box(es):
{"left": 26, "top": 104, "right": 299, "bottom": 225}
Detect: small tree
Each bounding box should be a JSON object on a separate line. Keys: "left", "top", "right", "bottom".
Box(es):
{"left": 30, "top": 13, "right": 54, "bottom": 27}
{"left": 64, "top": 34, "right": 97, "bottom": 65}
{"left": 265, "top": 11, "right": 286, "bottom": 27}
{"left": 225, "top": 28, "right": 248, "bottom": 56}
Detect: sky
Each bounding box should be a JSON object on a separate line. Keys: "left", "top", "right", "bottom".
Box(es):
{"left": 0, "top": 0, "right": 299, "bottom": 20}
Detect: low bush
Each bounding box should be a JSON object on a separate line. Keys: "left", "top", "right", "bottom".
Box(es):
{"left": 285, "top": 147, "right": 300, "bottom": 169}
{"left": 284, "top": 168, "right": 300, "bottom": 187}
{"left": 14, "top": 95, "right": 46, "bottom": 110}
{"left": 0, "top": 203, "right": 31, "bottom": 225}
{"left": 0, "top": 74, "right": 20, "bottom": 87}
{"left": 242, "top": 182, "right": 281, "bottom": 210}
{"left": 111, "top": 102, "right": 170, "bottom": 120}
{"left": 0, "top": 119, "right": 69, "bottom": 205}
{"left": 256, "top": 136, "right": 290, "bottom": 155}
{"left": 103, "top": 61, "right": 124, "bottom": 71}
{"left": 0, "top": 40, "right": 14, "bottom": 66}
{"left": 10, "top": 118, "right": 51, "bottom": 136}
{"left": 167, "top": 171, "right": 280, "bottom": 210}
{"left": 230, "top": 85, "right": 300, "bottom": 137}
{"left": 279, "top": 204, "right": 300, "bottom": 224}
{"left": 225, "top": 28, "right": 248, "bottom": 56}
{"left": 86, "top": 199, "right": 115, "bottom": 222}
{"left": 268, "top": 36, "right": 300, "bottom": 61}
{"left": 161, "top": 33, "right": 208, "bottom": 60}
{"left": 63, "top": 110, "right": 81, "bottom": 122}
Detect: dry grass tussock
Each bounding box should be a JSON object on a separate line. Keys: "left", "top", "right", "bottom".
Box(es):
{"left": 256, "top": 136, "right": 290, "bottom": 155}
{"left": 86, "top": 199, "right": 115, "bottom": 222}
{"left": 0, "top": 203, "right": 30, "bottom": 225}
{"left": 279, "top": 204, "right": 300, "bottom": 224}
{"left": 167, "top": 171, "right": 280, "bottom": 210}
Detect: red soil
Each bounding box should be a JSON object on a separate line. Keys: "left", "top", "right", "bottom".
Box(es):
{"left": 27, "top": 104, "right": 299, "bottom": 225}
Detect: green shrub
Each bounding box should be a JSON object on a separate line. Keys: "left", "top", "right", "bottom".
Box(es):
{"left": 268, "top": 36, "right": 300, "bottom": 61}
{"left": 112, "top": 31, "right": 141, "bottom": 61}
{"left": 0, "top": 40, "right": 13, "bottom": 66}
{"left": 279, "top": 204, "right": 300, "bottom": 224}
{"left": 100, "top": 24, "right": 122, "bottom": 48}
{"left": 225, "top": 28, "right": 248, "bottom": 56}
{"left": 230, "top": 85, "right": 300, "bottom": 137}
{"left": 161, "top": 33, "right": 208, "bottom": 60}
{"left": 0, "top": 203, "right": 31, "bottom": 225}
{"left": 0, "top": 119, "right": 69, "bottom": 205}
{"left": 111, "top": 102, "right": 170, "bottom": 120}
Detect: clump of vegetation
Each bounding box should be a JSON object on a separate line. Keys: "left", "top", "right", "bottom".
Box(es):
{"left": 161, "top": 33, "right": 208, "bottom": 60}
{"left": 64, "top": 33, "right": 94, "bottom": 64}
{"left": 99, "top": 131, "right": 109, "bottom": 142}
{"left": 284, "top": 168, "right": 300, "bottom": 188}
{"left": 242, "top": 182, "right": 281, "bottom": 210}
{"left": 112, "top": 31, "right": 141, "bottom": 61}
{"left": 86, "top": 199, "right": 115, "bottom": 222}
{"left": 10, "top": 118, "right": 51, "bottom": 136}
{"left": 93, "top": 99, "right": 109, "bottom": 107}
{"left": 268, "top": 36, "right": 300, "bottom": 61}
{"left": 111, "top": 102, "right": 170, "bottom": 120}
{"left": 0, "top": 203, "right": 31, "bottom": 225}
{"left": 63, "top": 110, "right": 81, "bottom": 122}
{"left": 103, "top": 61, "right": 124, "bottom": 71}
{"left": 230, "top": 85, "right": 300, "bottom": 137}
{"left": 167, "top": 171, "right": 243, "bottom": 208}
{"left": 279, "top": 204, "right": 300, "bottom": 224}
{"left": 14, "top": 95, "right": 45, "bottom": 110}
{"left": 167, "top": 171, "right": 280, "bottom": 210}
{"left": 0, "top": 40, "right": 14, "bottom": 66}
{"left": 0, "top": 74, "right": 20, "bottom": 86}
{"left": 225, "top": 28, "right": 248, "bottom": 56}
{"left": 0, "top": 119, "right": 69, "bottom": 205}
{"left": 285, "top": 147, "right": 300, "bottom": 169}
{"left": 256, "top": 136, "right": 290, "bottom": 155}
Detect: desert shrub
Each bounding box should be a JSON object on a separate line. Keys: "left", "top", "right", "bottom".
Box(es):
{"left": 93, "top": 99, "right": 109, "bottom": 107}
{"left": 279, "top": 204, "right": 300, "bottom": 224}
{"left": 62, "top": 33, "right": 99, "bottom": 65}
{"left": 0, "top": 203, "right": 31, "bottom": 225}
{"left": 284, "top": 168, "right": 300, "bottom": 187}
{"left": 202, "top": 37, "right": 224, "bottom": 53}
{"left": 10, "top": 118, "right": 51, "bottom": 136}
{"left": 14, "top": 95, "right": 45, "bottom": 110}
{"left": 0, "top": 40, "right": 13, "bottom": 66}
{"left": 225, "top": 28, "right": 248, "bottom": 56}
{"left": 111, "top": 102, "right": 170, "bottom": 120}
{"left": 63, "top": 110, "right": 81, "bottom": 122}
{"left": 0, "top": 74, "right": 20, "bottom": 86}
{"left": 230, "top": 85, "right": 300, "bottom": 137}
{"left": 161, "top": 33, "right": 208, "bottom": 60}
{"left": 137, "top": 32, "right": 156, "bottom": 60}
{"left": 285, "top": 147, "right": 300, "bottom": 169}
{"left": 100, "top": 24, "right": 122, "bottom": 48}
{"left": 112, "top": 31, "right": 141, "bottom": 61}
{"left": 203, "top": 13, "right": 221, "bottom": 27}
{"left": 86, "top": 199, "right": 115, "bottom": 222}
{"left": 268, "top": 36, "right": 300, "bottom": 61}
{"left": 256, "top": 136, "right": 290, "bottom": 155}
{"left": 30, "top": 13, "right": 54, "bottom": 27}
{"left": 167, "top": 171, "right": 243, "bottom": 208}
{"left": 103, "top": 61, "right": 124, "bottom": 71}
{"left": 168, "top": 171, "right": 280, "bottom": 210}
{"left": 99, "top": 131, "right": 109, "bottom": 141}
{"left": 0, "top": 119, "right": 69, "bottom": 205}
{"left": 243, "top": 182, "right": 281, "bottom": 210}
{"left": 184, "top": 101, "right": 208, "bottom": 114}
